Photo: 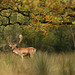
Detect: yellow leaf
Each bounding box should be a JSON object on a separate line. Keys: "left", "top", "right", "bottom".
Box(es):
{"left": 18, "top": 5, "right": 21, "bottom": 9}
{"left": 62, "top": 21, "right": 63, "bottom": 22}
{"left": 23, "top": 0, "right": 26, "bottom": 4}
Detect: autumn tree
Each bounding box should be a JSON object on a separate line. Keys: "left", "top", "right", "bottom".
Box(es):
{"left": 0, "top": 0, "right": 75, "bottom": 52}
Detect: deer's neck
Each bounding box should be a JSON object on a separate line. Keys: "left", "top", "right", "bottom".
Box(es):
{"left": 13, "top": 47, "right": 19, "bottom": 50}
{"left": 13, "top": 47, "right": 20, "bottom": 54}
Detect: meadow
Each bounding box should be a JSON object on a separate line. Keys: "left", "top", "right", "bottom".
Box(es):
{"left": 0, "top": 51, "right": 75, "bottom": 75}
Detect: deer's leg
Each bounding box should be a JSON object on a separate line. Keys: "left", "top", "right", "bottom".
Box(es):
{"left": 21, "top": 55, "right": 23, "bottom": 62}
{"left": 30, "top": 53, "right": 33, "bottom": 58}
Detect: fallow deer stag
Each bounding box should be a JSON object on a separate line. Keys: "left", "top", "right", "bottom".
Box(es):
{"left": 8, "top": 34, "right": 36, "bottom": 61}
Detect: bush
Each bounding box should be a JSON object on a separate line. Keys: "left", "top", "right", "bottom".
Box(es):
{"left": 0, "top": 25, "right": 74, "bottom": 52}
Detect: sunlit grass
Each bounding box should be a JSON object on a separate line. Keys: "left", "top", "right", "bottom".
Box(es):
{"left": 0, "top": 51, "right": 75, "bottom": 75}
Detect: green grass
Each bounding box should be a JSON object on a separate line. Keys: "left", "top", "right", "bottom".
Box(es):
{"left": 0, "top": 51, "right": 75, "bottom": 75}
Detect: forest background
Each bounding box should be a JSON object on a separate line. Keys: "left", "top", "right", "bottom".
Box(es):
{"left": 0, "top": 0, "right": 75, "bottom": 75}
{"left": 0, "top": 0, "right": 75, "bottom": 52}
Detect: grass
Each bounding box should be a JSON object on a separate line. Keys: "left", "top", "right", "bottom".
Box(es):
{"left": 0, "top": 51, "right": 75, "bottom": 75}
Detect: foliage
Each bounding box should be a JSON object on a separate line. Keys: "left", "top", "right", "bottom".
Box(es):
{"left": 0, "top": 0, "right": 75, "bottom": 52}
{"left": 22, "top": 25, "right": 73, "bottom": 52}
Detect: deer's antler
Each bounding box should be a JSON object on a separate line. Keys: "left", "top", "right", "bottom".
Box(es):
{"left": 18, "top": 34, "right": 23, "bottom": 44}
{"left": 7, "top": 34, "right": 23, "bottom": 49}
{"left": 7, "top": 37, "right": 11, "bottom": 45}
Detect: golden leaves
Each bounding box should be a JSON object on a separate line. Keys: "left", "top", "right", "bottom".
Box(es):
{"left": 45, "top": 15, "right": 50, "bottom": 21}
{"left": 23, "top": 0, "right": 26, "bottom": 4}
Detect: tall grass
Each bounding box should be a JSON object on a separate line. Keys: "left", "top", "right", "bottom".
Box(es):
{"left": 0, "top": 51, "right": 75, "bottom": 75}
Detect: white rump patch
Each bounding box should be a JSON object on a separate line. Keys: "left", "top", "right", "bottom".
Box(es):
{"left": 34, "top": 49, "right": 36, "bottom": 53}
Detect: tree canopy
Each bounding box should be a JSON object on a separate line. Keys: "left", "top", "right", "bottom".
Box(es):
{"left": 0, "top": 0, "right": 75, "bottom": 52}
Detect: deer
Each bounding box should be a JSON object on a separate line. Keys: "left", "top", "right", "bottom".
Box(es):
{"left": 7, "top": 34, "right": 36, "bottom": 62}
